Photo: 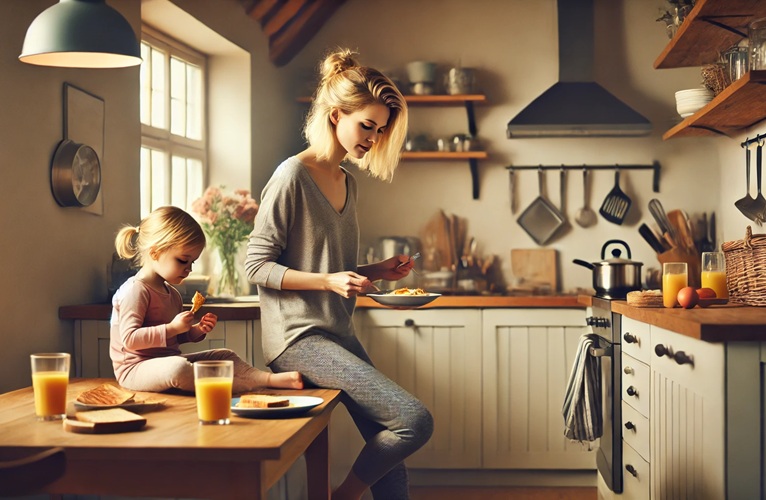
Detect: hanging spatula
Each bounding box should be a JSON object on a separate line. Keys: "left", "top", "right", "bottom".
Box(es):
{"left": 599, "top": 169, "right": 632, "bottom": 225}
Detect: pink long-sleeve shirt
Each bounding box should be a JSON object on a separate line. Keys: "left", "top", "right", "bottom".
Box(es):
{"left": 109, "top": 277, "right": 205, "bottom": 383}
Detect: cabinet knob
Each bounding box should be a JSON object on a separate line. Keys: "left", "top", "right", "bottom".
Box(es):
{"left": 654, "top": 343, "right": 671, "bottom": 358}
{"left": 623, "top": 332, "right": 638, "bottom": 344}
{"left": 626, "top": 386, "right": 638, "bottom": 397}
{"left": 625, "top": 464, "right": 638, "bottom": 477}
{"left": 404, "top": 319, "right": 415, "bottom": 327}
{"left": 673, "top": 350, "right": 694, "bottom": 366}
{"left": 623, "top": 366, "right": 634, "bottom": 375}
{"left": 624, "top": 421, "right": 635, "bottom": 431}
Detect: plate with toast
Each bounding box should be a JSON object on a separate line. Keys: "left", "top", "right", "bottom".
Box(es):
{"left": 74, "top": 383, "right": 167, "bottom": 411}
{"left": 231, "top": 394, "right": 323, "bottom": 418}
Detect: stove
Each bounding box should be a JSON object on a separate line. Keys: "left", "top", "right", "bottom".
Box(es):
{"left": 586, "top": 296, "right": 623, "bottom": 493}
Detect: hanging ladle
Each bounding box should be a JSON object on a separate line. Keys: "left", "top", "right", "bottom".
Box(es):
{"left": 734, "top": 139, "right": 763, "bottom": 225}
{"left": 575, "top": 167, "right": 597, "bottom": 228}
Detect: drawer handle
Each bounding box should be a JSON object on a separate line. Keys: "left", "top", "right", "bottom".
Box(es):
{"left": 624, "top": 421, "right": 635, "bottom": 431}
{"left": 404, "top": 319, "right": 415, "bottom": 327}
{"left": 626, "top": 386, "right": 638, "bottom": 397}
{"left": 623, "top": 332, "right": 638, "bottom": 344}
{"left": 654, "top": 343, "right": 671, "bottom": 358}
{"left": 625, "top": 464, "right": 638, "bottom": 477}
{"left": 674, "top": 350, "right": 694, "bottom": 366}
{"left": 623, "top": 366, "right": 634, "bottom": 375}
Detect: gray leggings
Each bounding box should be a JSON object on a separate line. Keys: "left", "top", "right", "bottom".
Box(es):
{"left": 270, "top": 333, "right": 433, "bottom": 500}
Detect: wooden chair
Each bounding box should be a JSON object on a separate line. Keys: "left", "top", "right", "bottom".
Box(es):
{"left": 0, "top": 447, "right": 66, "bottom": 497}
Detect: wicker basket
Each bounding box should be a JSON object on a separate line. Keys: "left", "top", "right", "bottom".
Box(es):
{"left": 721, "top": 226, "right": 766, "bottom": 306}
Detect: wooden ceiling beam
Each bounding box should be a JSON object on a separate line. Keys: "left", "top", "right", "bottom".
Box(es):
{"left": 268, "top": 0, "right": 346, "bottom": 66}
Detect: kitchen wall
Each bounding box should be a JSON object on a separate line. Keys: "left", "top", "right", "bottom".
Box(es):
{"left": 281, "top": 0, "right": 730, "bottom": 293}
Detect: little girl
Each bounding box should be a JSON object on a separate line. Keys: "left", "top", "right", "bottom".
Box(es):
{"left": 110, "top": 205, "right": 302, "bottom": 393}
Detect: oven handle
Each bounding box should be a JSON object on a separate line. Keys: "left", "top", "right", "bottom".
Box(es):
{"left": 585, "top": 334, "right": 613, "bottom": 357}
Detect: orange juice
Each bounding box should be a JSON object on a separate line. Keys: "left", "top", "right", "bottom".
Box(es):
{"left": 663, "top": 272, "right": 688, "bottom": 308}
{"left": 702, "top": 270, "right": 728, "bottom": 299}
{"left": 32, "top": 371, "right": 69, "bottom": 419}
{"left": 195, "top": 377, "right": 232, "bottom": 423}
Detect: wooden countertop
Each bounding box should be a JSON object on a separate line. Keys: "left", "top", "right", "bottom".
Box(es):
{"left": 59, "top": 295, "right": 583, "bottom": 321}
{"left": 612, "top": 301, "right": 766, "bottom": 342}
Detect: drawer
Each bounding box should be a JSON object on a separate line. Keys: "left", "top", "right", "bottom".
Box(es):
{"left": 622, "top": 400, "right": 649, "bottom": 461}
{"left": 621, "top": 316, "right": 651, "bottom": 363}
{"left": 621, "top": 353, "right": 649, "bottom": 417}
{"left": 622, "top": 440, "right": 650, "bottom": 500}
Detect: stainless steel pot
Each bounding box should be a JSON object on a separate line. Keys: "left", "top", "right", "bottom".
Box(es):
{"left": 573, "top": 239, "right": 643, "bottom": 299}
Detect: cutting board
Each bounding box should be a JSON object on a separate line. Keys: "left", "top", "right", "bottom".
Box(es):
{"left": 63, "top": 408, "right": 147, "bottom": 434}
{"left": 511, "top": 249, "right": 558, "bottom": 292}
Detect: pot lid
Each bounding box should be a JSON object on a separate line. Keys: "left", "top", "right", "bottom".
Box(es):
{"left": 594, "top": 239, "right": 642, "bottom": 265}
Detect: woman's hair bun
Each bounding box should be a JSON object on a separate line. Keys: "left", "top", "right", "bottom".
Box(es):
{"left": 320, "top": 48, "right": 360, "bottom": 84}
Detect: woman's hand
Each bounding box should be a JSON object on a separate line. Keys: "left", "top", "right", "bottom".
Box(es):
{"left": 360, "top": 255, "right": 413, "bottom": 283}
{"left": 326, "top": 271, "right": 372, "bottom": 298}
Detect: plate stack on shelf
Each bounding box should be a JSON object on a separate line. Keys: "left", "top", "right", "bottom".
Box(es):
{"left": 675, "top": 88, "right": 713, "bottom": 118}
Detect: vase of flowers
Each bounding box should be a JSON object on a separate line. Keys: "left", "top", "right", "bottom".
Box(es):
{"left": 191, "top": 186, "right": 258, "bottom": 297}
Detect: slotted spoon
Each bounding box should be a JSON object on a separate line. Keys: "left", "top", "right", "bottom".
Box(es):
{"left": 734, "top": 142, "right": 762, "bottom": 225}
{"left": 599, "top": 169, "right": 632, "bottom": 225}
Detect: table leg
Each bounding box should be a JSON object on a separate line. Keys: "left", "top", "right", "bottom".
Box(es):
{"left": 305, "top": 426, "right": 330, "bottom": 500}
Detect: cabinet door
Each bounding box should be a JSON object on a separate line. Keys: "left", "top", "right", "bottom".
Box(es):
{"left": 482, "top": 309, "right": 595, "bottom": 469}
{"left": 347, "top": 308, "right": 482, "bottom": 469}
{"left": 650, "top": 326, "right": 725, "bottom": 500}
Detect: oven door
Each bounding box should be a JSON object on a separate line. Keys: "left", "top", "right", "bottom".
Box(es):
{"left": 589, "top": 331, "right": 622, "bottom": 493}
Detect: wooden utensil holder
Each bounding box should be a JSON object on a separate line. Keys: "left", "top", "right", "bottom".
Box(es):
{"left": 658, "top": 247, "right": 700, "bottom": 289}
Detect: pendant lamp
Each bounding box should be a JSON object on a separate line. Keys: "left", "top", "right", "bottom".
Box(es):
{"left": 19, "top": 0, "right": 141, "bottom": 68}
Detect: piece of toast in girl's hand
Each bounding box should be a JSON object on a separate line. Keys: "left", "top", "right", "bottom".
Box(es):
{"left": 190, "top": 291, "right": 206, "bottom": 313}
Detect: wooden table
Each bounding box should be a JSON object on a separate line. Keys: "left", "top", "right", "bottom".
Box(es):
{"left": 0, "top": 378, "right": 341, "bottom": 499}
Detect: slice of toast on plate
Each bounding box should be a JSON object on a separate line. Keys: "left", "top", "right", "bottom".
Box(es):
{"left": 236, "top": 394, "right": 290, "bottom": 408}
{"left": 76, "top": 383, "right": 135, "bottom": 406}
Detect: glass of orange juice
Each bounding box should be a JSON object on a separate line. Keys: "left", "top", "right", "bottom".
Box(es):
{"left": 701, "top": 251, "right": 728, "bottom": 299}
{"left": 662, "top": 262, "right": 688, "bottom": 308}
{"left": 30, "top": 353, "right": 70, "bottom": 421}
{"left": 194, "top": 360, "right": 233, "bottom": 425}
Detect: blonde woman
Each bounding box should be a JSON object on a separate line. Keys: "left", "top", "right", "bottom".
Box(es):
{"left": 110, "top": 206, "right": 302, "bottom": 393}
{"left": 246, "top": 49, "right": 433, "bottom": 500}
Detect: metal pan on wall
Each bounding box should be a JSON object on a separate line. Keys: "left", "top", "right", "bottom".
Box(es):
{"left": 517, "top": 169, "right": 566, "bottom": 245}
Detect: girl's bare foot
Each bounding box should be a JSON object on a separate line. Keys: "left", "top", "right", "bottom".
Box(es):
{"left": 268, "top": 371, "right": 303, "bottom": 389}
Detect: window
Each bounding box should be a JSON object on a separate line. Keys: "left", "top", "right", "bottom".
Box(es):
{"left": 139, "top": 27, "right": 206, "bottom": 218}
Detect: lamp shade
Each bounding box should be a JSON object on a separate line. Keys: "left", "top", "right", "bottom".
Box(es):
{"left": 19, "top": 0, "right": 141, "bottom": 68}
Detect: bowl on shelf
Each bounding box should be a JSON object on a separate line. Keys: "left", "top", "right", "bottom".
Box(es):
{"left": 675, "top": 87, "right": 713, "bottom": 117}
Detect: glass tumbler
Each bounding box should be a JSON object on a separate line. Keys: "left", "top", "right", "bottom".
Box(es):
{"left": 722, "top": 45, "right": 749, "bottom": 83}
{"left": 194, "top": 360, "right": 233, "bottom": 425}
{"left": 749, "top": 17, "right": 766, "bottom": 70}
{"left": 662, "top": 262, "right": 688, "bottom": 308}
{"left": 31, "top": 353, "right": 71, "bottom": 421}
{"left": 701, "top": 251, "right": 728, "bottom": 299}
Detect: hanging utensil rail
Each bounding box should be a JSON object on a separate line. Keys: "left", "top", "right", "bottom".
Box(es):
{"left": 505, "top": 162, "right": 661, "bottom": 192}
{"left": 741, "top": 134, "right": 766, "bottom": 149}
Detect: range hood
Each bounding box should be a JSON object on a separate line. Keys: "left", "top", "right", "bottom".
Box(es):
{"left": 507, "top": 0, "right": 652, "bottom": 138}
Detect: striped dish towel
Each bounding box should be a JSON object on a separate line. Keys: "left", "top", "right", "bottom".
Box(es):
{"left": 562, "top": 334, "right": 603, "bottom": 442}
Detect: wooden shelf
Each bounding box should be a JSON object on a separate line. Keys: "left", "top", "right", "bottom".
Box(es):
{"left": 400, "top": 151, "right": 488, "bottom": 161}
{"left": 654, "top": 0, "right": 766, "bottom": 69}
{"left": 663, "top": 70, "right": 766, "bottom": 139}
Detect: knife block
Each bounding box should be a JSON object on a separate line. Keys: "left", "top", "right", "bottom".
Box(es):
{"left": 658, "top": 247, "right": 701, "bottom": 289}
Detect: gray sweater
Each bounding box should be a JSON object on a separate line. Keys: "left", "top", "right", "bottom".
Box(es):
{"left": 245, "top": 156, "right": 360, "bottom": 364}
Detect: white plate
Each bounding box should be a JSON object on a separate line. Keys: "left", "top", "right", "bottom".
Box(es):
{"left": 231, "top": 395, "right": 323, "bottom": 418}
{"left": 73, "top": 398, "right": 167, "bottom": 411}
{"left": 365, "top": 291, "right": 441, "bottom": 308}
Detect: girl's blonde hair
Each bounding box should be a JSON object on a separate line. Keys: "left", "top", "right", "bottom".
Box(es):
{"left": 303, "top": 48, "right": 408, "bottom": 182}
{"left": 115, "top": 206, "right": 206, "bottom": 266}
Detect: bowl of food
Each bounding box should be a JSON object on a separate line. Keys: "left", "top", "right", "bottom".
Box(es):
{"left": 365, "top": 287, "right": 441, "bottom": 309}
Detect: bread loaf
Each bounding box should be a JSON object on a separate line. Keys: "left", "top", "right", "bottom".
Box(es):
{"left": 76, "top": 383, "right": 135, "bottom": 406}
{"left": 236, "top": 394, "right": 290, "bottom": 408}
{"left": 626, "top": 289, "right": 663, "bottom": 308}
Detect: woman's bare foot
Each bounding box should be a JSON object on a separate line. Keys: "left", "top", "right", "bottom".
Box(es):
{"left": 267, "top": 371, "right": 303, "bottom": 389}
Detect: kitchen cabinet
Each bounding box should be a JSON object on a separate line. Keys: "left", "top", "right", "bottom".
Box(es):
{"left": 333, "top": 308, "right": 594, "bottom": 472}
{"left": 481, "top": 309, "right": 595, "bottom": 469}
{"left": 72, "top": 319, "right": 255, "bottom": 378}
{"left": 615, "top": 313, "right": 763, "bottom": 500}
{"left": 655, "top": 0, "right": 766, "bottom": 139}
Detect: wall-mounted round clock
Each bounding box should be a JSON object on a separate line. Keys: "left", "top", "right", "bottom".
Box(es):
{"left": 51, "top": 139, "right": 101, "bottom": 207}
